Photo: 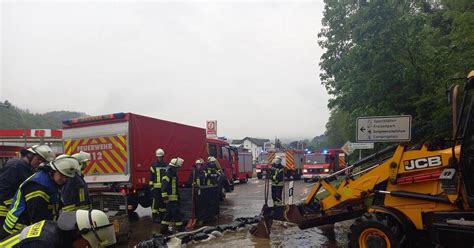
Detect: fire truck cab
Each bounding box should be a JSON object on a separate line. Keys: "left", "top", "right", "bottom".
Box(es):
{"left": 303, "top": 149, "right": 346, "bottom": 182}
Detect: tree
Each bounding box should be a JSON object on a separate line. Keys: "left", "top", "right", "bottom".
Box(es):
{"left": 318, "top": 0, "right": 474, "bottom": 148}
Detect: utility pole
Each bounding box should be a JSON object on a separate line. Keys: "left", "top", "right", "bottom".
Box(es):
{"left": 0, "top": 102, "right": 27, "bottom": 147}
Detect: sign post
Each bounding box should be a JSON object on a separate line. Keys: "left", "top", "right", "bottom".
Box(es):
{"left": 357, "top": 115, "right": 411, "bottom": 142}
{"left": 288, "top": 181, "right": 294, "bottom": 204}
{"left": 206, "top": 120, "right": 217, "bottom": 139}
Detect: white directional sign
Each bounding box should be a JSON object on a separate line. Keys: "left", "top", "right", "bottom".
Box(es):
{"left": 357, "top": 115, "right": 411, "bottom": 142}
{"left": 350, "top": 142, "right": 374, "bottom": 149}
{"left": 341, "top": 141, "right": 354, "bottom": 155}
{"left": 341, "top": 141, "right": 374, "bottom": 155}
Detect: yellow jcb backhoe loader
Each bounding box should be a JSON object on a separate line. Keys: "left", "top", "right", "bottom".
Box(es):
{"left": 251, "top": 70, "right": 474, "bottom": 248}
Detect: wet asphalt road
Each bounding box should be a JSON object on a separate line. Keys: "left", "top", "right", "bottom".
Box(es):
{"left": 122, "top": 178, "right": 351, "bottom": 247}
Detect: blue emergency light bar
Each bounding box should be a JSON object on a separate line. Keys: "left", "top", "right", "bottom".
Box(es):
{"left": 62, "top": 113, "right": 126, "bottom": 125}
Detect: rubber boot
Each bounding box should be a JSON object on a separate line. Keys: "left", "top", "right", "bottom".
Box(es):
{"left": 152, "top": 213, "right": 160, "bottom": 223}
{"left": 158, "top": 212, "right": 165, "bottom": 223}
{"left": 160, "top": 224, "right": 171, "bottom": 235}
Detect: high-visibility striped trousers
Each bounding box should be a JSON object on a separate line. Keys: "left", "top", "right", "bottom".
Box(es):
{"left": 151, "top": 188, "right": 166, "bottom": 218}
{"left": 161, "top": 201, "right": 183, "bottom": 228}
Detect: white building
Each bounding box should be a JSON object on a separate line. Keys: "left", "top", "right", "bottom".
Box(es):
{"left": 231, "top": 137, "right": 274, "bottom": 162}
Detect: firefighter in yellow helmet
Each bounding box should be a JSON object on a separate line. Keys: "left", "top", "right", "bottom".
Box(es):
{"left": 62, "top": 151, "right": 92, "bottom": 211}
{"left": 0, "top": 145, "right": 55, "bottom": 228}
{"left": 0, "top": 209, "right": 116, "bottom": 248}
{"left": 149, "top": 148, "right": 168, "bottom": 223}
{"left": 0, "top": 155, "right": 79, "bottom": 239}
{"left": 161, "top": 157, "right": 184, "bottom": 235}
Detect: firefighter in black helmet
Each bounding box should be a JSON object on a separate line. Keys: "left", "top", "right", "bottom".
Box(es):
{"left": 161, "top": 158, "right": 184, "bottom": 235}
{"left": 0, "top": 145, "right": 55, "bottom": 228}
{"left": 149, "top": 148, "right": 167, "bottom": 223}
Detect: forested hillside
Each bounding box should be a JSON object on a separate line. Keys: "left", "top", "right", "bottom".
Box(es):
{"left": 0, "top": 101, "right": 86, "bottom": 129}
{"left": 319, "top": 0, "right": 474, "bottom": 150}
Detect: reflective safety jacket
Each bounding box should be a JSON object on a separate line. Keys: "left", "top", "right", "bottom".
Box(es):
{"left": 61, "top": 173, "right": 91, "bottom": 211}
{"left": 3, "top": 171, "right": 60, "bottom": 236}
{"left": 0, "top": 159, "right": 34, "bottom": 218}
{"left": 0, "top": 220, "right": 67, "bottom": 248}
{"left": 162, "top": 168, "right": 179, "bottom": 201}
{"left": 270, "top": 163, "right": 284, "bottom": 187}
{"left": 149, "top": 160, "right": 168, "bottom": 189}
{"left": 205, "top": 164, "right": 221, "bottom": 186}
{"left": 186, "top": 168, "right": 206, "bottom": 187}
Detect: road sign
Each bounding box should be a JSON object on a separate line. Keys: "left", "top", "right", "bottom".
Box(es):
{"left": 357, "top": 115, "right": 411, "bottom": 142}
{"left": 341, "top": 141, "right": 354, "bottom": 155}
{"left": 350, "top": 142, "right": 374, "bottom": 149}
{"left": 206, "top": 120, "right": 217, "bottom": 139}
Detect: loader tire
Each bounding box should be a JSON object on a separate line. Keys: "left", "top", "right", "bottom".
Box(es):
{"left": 349, "top": 212, "right": 404, "bottom": 248}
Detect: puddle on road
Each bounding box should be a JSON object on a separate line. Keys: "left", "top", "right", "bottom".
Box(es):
{"left": 127, "top": 181, "right": 352, "bottom": 247}
{"left": 189, "top": 221, "right": 351, "bottom": 248}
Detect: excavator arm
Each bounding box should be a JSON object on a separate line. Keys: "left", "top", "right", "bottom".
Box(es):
{"left": 251, "top": 144, "right": 458, "bottom": 237}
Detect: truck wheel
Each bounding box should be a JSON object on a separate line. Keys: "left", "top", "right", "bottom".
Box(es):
{"left": 239, "top": 177, "right": 248, "bottom": 184}
{"left": 349, "top": 213, "right": 404, "bottom": 248}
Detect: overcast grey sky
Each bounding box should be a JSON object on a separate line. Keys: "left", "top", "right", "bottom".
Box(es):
{"left": 0, "top": 0, "right": 329, "bottom": 140}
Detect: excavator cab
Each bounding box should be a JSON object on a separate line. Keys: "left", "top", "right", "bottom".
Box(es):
{"left": 460, "top": 73, "right": 474, "bottom": 207}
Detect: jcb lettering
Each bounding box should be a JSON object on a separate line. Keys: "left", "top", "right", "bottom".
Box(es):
{"left": 428, "top": 156, "right": 442, "bottom": 167}
{"left": 404, "top": 156, "right": 442, "bottom": 171}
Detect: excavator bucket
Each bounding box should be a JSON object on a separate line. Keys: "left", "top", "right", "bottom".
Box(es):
{"left": 249, "top": 205, "right": 273, "bottom": 238}
{"left": 283, "top": 205, "right": 304, "bottom": 224}
{"left": 250, "top": 204, "right": 305, "bottom": 238}
{"left": 249, "top": 216, "right": 273, "bottom": 238}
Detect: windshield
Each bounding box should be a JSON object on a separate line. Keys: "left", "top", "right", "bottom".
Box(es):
{"left": 257, "top": 154, "right": 268, "bottom": 163}
{"left": 305, "top": 154, "right": 327, "bottom": 164}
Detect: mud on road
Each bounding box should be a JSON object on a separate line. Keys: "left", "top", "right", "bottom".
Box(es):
{"left": 124, "top": 179, "right": 352, "bottom": 247}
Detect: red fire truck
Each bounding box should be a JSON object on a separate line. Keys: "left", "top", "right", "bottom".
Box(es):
{"left": 255, "top": 150, "right": 305, "bottom": 180}
{"left": 302, "top": 149, "right": 346, "bottom": 182}
{"left": 62, "top": 113, "right": 237, "bottom": 211}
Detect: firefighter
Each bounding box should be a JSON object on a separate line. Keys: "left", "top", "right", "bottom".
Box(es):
{"left": 0, "top": 145, "right": 55, "bottom": 228}
{"left": 161, "top": 157, "right": 184, "bottom": 235}
{"left": 186, "top": 159, "right": 206, "bottom": 187}
{"left": 0, "top": 209, "right": 116, "bottom": 248}
{"left": 62, "top": 151, "right": 92, "bottom": 211}
{"left": 270, "top": 156, "right": 284, "bottom": 207}
{"left": 149, "top": 148, "right": 168, "bottom": 223}
{"left": 204, "top": 156, "right": 221, "bottom": 186}
{"left": 0, "top": 155, "right": 79, "bottom": 239}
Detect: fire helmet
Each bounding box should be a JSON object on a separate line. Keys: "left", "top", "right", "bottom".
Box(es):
{"left": 77, "top": 210, "right": 117, "bottom": 248}
{"left": 155, "top": 148, "right": 165, "bottom": 157}
{"left": 49, "top": 155, "right": 80, "bottom": 178}
{"left": 169, "top": 157, "right": 184, "bottom": 168}
{"left": 27, "top": 144, "right": 56, "bottom": 162}
{"left": 207, "top": 156, "right": 217, "bottom": 163}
